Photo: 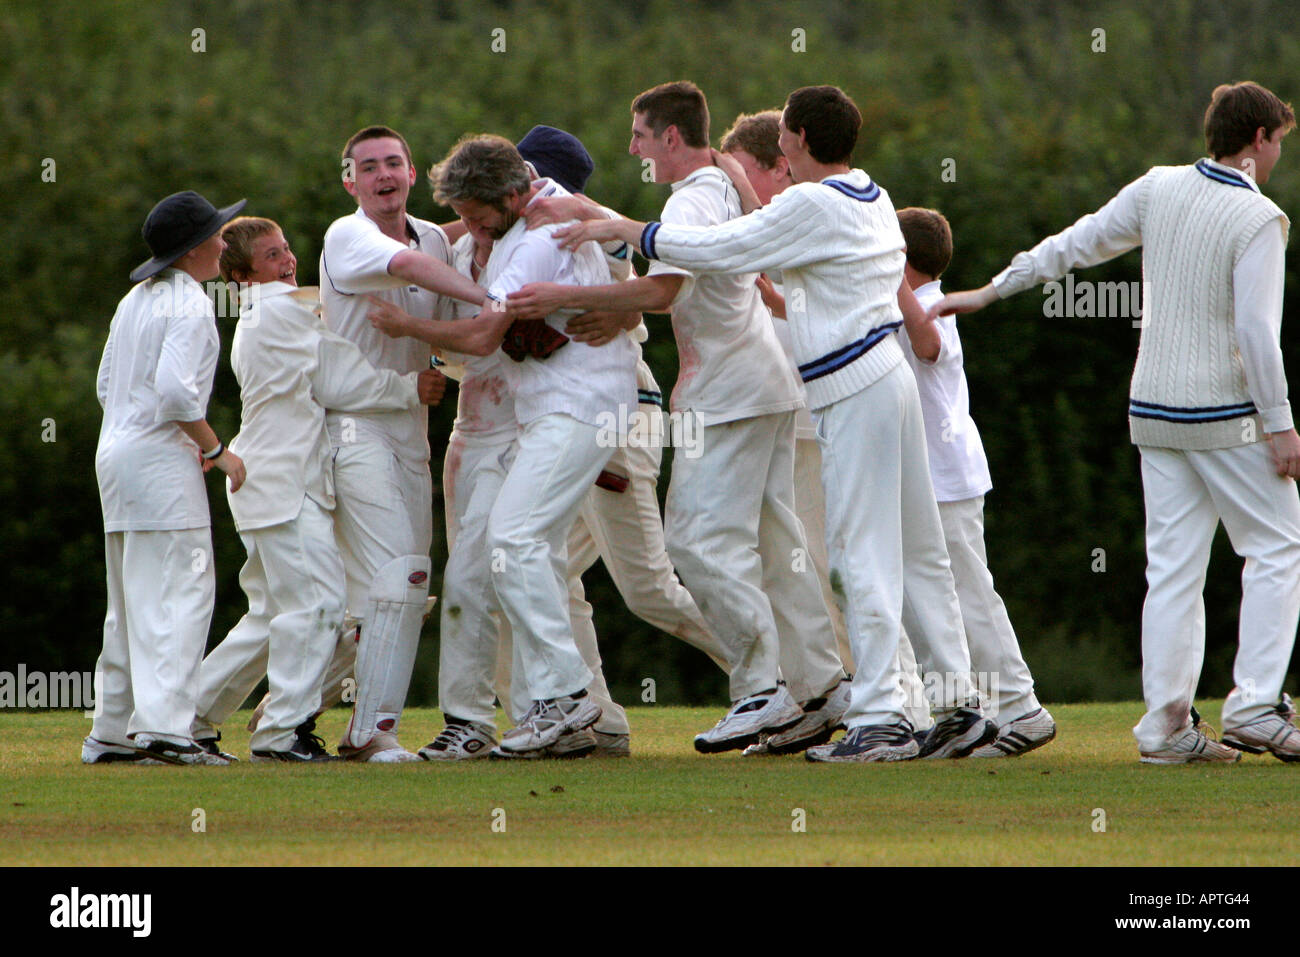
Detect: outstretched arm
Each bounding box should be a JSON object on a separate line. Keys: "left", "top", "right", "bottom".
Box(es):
{"left": 389, "top": 249, "right": 487, "bottom": 307}
{"left": 367, "top": 295, "right": 512, "bottom": 357}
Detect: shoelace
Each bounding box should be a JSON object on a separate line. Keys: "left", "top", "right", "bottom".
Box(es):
{"left": 295, "top": 718, "right": 329, "bottom": 756}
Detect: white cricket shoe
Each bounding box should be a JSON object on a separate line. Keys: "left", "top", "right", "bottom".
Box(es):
{"left": 970, "top": 707, "right": 1057, "bottom": 758}
{"left": 498, "top": 693, "right": 602, "bottom": 755}
{"left": 339, "top": 730, "right": 421, "bottom": 763}
{"left": 194, "top": 734, "right": 240, "bottom": 762}
{"left": 694, "top": 686, "right": 803, "bottom": 754}
{"left": 81, "top": 736, "right": 144, "bottom": 764}
{"left": 1139, "top": 724, "right": 1242, "bottom": 765}
{"left": 763, "top": 677, "right": 852, "bottom": 755}
{"left": 1222, "top": 694, "right": 1300, "bottom": 762}
{"left": 418, "top": 719, "right": 498, "bottom": 761}
{"left": 805, "top": 722, "right": 920, "bottom": 763}
{"left": 490, "top": 727, "right": 598, "bottom": 760}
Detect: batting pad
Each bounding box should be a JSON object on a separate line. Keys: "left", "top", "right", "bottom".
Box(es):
{"left": 344, "top": 555, "right": 431, "bottom": 748}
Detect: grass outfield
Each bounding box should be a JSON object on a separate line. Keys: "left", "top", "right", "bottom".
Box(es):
{"left": 0, "top": 701, "right": 1291, "bottom": 866}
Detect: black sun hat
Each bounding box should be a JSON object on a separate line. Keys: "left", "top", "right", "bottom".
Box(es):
{"left": 130, "top": 190, "right": 247, "bottom": 282}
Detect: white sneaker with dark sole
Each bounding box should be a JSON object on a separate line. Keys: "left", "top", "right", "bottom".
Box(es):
{"left": 763, "top": 677, "right": 852, "bottom": 755}
{"left": 805, "top": 722, "right": 920, "bottom": 763}
{"left": 81, "top": 736, "right": 145, "bottom": 764}
{"left": 195, "top": 734, "right": 240, "bottom": 762}
{"left": 694, "top": 686, "right": 803, "bottom": 754}
{"left": 970, "top": 708, "right": 1057, "bottom": 758}
{"left": 919, "top": 708, "right": 998, "bottom": 759}
{"left": 1222, "top": 694, "right": 1300, "bottom": 762}
{"left": 419, "top": 720, "right": 497, "bottom": 761}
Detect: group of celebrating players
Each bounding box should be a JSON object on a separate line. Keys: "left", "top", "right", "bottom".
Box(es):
{"left": 84, "top": 78, "right": 1300, "bottom": 768}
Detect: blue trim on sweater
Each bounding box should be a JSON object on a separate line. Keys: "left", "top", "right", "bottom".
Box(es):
{"left": 640, "top": 222, "right": 661, "bottom": 259}
{"left": 1129, "top": 398, "right": 1258, "bottom": 423}
{"left": 1194, "top": 159, "right": 1255, "bottom": 190}
{"left": 797, "top": 322, "right": 903, "bottom": 383}
{"left": 823, "top": 179, "right": 881, "bottom": 202}
{"left": 637, "top": 389, "right": 663, "bottom": 408}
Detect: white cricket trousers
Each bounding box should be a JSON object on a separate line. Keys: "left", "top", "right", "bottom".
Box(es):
{"left": 488, "top": 413, "right": 609, "bottom": 702}
{"left": 192, "top": 497, "right": 345, "bottom": 752}
{"left": 665, "top": 410, "right": 842, "bottom": 701}
{"left": 439, "top": 430, "right": 514, "bottom": 726}
{"left": 502, "top": 416, "right": 733, "bottom": 733}
{"left": 901, "top": 495, "right": 1041, "bottom": 724}
{"left": 793, "top": 435, "right": 854, "bottom": 673}
{"left": 1134, "top": 443, "right": 1300, "bottom": 751}
{"left": 816, "top": 362, "right": 976, "bottom": 727}
{"left": 92, "top": 527, "right": 214, "bottom": 746}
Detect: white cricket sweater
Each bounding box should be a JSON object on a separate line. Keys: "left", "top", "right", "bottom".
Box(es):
{"left": 641, "top": 169, "right": 907, "bottom": 411}
{"left": 1129, "top": 163, "right": 1288, "bottom": 448}
{"left": 995, "top": 160, "right": 1291, "bottom": 450}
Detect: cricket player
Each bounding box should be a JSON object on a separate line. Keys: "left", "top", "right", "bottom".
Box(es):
{"left": 189, "top": 216, "right": 445, "bottom": 761}
{"left": 716, "top": 110, "right": 934, "bottom": 738}
{"left": 553, "top": 86, "right": 998, "bottom": 762}
{"left": 380, "top": 126, "right": 726, "bottom": 760}
{"left": 933, "top": 81, "right": 1300, "bottom": 764}
{"left": 894, "top": 207, "right": 1055, "bottom": 756}
{"left": 429, "top": 134, "right": 638, "bottom": 755}
{"left": 85, "top": 190, "right": 247, "bottom": 766}
{"left": 510, "top": 83, "right": 848, "bottom": 755}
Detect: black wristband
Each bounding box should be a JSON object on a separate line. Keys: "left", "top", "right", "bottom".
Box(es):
{"left": 202, "top": 441, "right": 224, "bottom": 461}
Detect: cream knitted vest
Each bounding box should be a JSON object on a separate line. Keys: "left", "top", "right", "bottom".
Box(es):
{"left": 1128, "top": 162, "right": 1288, "bottom": 449}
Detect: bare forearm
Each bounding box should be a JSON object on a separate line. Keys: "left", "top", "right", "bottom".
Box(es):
{"left": 389, "top": 250, "right": 486, "bottom": 306}
{"left": 177, "top": 419, "right": 220, "bottom": 454}
{"left": 898, "top": 281, "right": 940, "bottom": 362}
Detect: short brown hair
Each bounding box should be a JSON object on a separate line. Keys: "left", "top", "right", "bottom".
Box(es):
{"left": 1204, "top": 82, "right": 1295, "bottom": 158}
{"left": 341, "top": 125, "right": 414, "bottom": 176}
{"left": 219, "top": 216, "right": 280, "bottom": 283}
{"left": 430, "top": 134, "right": 531, "bottom": 210}
{"left": 897, "top": 207, "right": 952, "bottom": 280}
{"left": 783, "top": 86, "right": 860, "bottom": 165}
{"left": 632, "top": 81, "right": 710, "bottom": 148}
{"left": 720, "top": 110, "right": 783, "bottom": 167}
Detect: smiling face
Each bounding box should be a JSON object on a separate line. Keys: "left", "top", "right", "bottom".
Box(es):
{"left": 239, "top": 228, "right": 297, "bottom": 286}
{"left": 345, "top": 135, "right": 417, "bottom": 219}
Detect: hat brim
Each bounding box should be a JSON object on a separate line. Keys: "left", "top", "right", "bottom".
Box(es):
{"left": 129, "top": 198, "right": 247, "bottom": 282}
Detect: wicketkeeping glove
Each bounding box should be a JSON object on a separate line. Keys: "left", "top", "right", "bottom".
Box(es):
{"left": 502, "top": 319, "right": 569, "bottom": 362}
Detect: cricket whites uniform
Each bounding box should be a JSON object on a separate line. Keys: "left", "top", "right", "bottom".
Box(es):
{"left": 320, "top": 207, "right": 450, "bottom": 754}
{"left": 483, "top": 179, "right": 639, "bottom": 704}
{"left": 191, "top": 282, "right": 424, "bottom": 753}
{"left": 901, "top": 280, "right": 1042, "bottom": 725}
{"left": 92, "top": 269, "right": 220, "bottom": 748}
{"left": 639, "top": 169, "right": 981, "bottom": 729}
{"left": 650, "top": 166, "right": 842, "bottom": 704}
{"left": 991, "top": 158, "right": 1300, "bottom": 752}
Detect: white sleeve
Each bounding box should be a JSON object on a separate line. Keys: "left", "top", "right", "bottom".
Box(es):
{"left": 486, "top": 233, "right": 568, "bottom": 301}
{"left": 321, "top": 217, "right": 411, "bottom": 295}
{"left": 154, "top": 307, "right": 212, "bottom": 423}
{"left": 96, "top": 328, "right": 114, "bottom": 409}
{"left": 311, "top": 322, "right": 419, "bottom": 413}
{"left": 992, "top": 174, "right": 1148, "bottom": 299}
{"left": 644, "top": 184, "right": 831, "bottom": 276}
{"left": 1233, "top": 217, "right": 1293, "bottom": 433}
